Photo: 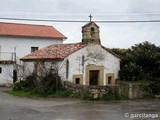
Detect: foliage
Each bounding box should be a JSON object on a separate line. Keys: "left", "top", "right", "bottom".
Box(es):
{"left": 32, "top": 73, "right": 63, "bottom": 96}
{"left": 110, "top": 41, "right": 160, "bottom": 95}
{"left": 13, "top": 75, "right": 37, "bottom": 91}
{"left": 13, "top": 80, "right": 28, "bottom": 91}
{"left": 13, "top": 72, "right": 63, "bottom": 97}
{"left": 81, "top": 90, "right": 93, "bottom": 100}
{"left": 101, "top": 89, "right": 129, "bottom": 101}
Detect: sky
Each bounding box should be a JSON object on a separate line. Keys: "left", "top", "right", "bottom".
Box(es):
{"left": 0, "top": 0, "right": 160, "bottom": 48}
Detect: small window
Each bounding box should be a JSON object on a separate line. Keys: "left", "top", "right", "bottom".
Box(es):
{"left": 0, "top": 67, "right": 2, "bottom": 74}
{"left": 66, "top": 59, "right": 69, "bottom": 79}
{"left": 31, "top": 47, "right": 38, "bottom": 53}
{"left": 91, "top": 27, "right": 95, "bottom": 32}
{"left": 75, "top": 78, "right": 80, "bottom": 84}
{"left": 90, "top": 27, "right": 95, "bottom": 38}
{"left": 108, "top": 77, "right": 112, "bottom": 84}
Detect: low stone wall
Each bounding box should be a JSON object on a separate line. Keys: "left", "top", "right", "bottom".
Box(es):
{"left": 64, "top": 81, "right": 119, "bottom": 99}
{"left": 117, "top": 81, "right": 147, "bottom": 99}
{"left": 64, "top": 81, "right": 147, "bottom": 99}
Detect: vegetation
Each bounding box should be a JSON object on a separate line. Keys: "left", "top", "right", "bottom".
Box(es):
{"left": 12, "top": 73, "right": 63, "bottom": 97}
{"left": 110, "top": 41, "right": 160, "bottom": 95}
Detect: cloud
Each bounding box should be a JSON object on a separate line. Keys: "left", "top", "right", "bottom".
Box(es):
{"left": 0, "top": 0, "right": 160, "bottom": 48}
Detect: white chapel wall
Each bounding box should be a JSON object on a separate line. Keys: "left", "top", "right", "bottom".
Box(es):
{"left": 66, "top": 44, "right": 120, "bottom": 85}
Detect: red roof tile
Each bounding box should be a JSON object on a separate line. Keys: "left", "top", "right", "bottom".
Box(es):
{"left": 21, "top": 43, "right": 87, "bottom": 61}
{"left": 0, "top": 22, "right": 66, "bottom": 39}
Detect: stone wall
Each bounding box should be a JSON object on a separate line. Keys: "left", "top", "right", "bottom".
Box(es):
{"left": 64, "top": 81, "right": 147, "bottom": 99}
{"left": 117, "top": 81, "right": 147, "bottom": 99}
{"left": 64, "top": 81, "right": 119, "bottom": 99}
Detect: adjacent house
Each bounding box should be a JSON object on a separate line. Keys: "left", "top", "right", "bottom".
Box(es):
{"left": 21, "top": 21, "right": 120, "bottom": 86}
{"left": 0, "top": 22, "right": 66, "bottom": 85}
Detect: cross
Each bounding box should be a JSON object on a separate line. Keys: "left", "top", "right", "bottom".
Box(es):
{"left": 89, "top": 14, "right": 93, "bottom": 22}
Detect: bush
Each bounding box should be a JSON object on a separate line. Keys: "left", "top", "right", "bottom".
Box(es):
{"left": 13, "top": 72, "right": 64, "bottom": 97}
{"left": 147, "top": 78, "right": 160, "bottom": 95}
{"left": 13, "top": 80, "right": 28, "bottom": 91}
{"left": 32, "top": 73, "right": 63, "bottom": 96}
{"left": 81, "top": 90, "right": 94, "bottom": 100}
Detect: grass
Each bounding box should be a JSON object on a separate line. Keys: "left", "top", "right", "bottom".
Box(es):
{"left": 4, "top": 90, "right": 75, "bottom": 98}
{"left": 4, "top": 89, "right": 129, "bottom": 101}
{"left": 4, "top": 90, "right": 41, "bottom": 98}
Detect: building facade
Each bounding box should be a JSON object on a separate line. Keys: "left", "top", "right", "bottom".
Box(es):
{"left": 0, "top": 22, "right": 66, "bottom": 85}
{"left": 21, "top": 21, "right": 120, "bottom": 86}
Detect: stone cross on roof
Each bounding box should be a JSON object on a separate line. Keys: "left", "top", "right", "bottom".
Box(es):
{"left": 89, "top": 14, "right": 93, "bottom": 22}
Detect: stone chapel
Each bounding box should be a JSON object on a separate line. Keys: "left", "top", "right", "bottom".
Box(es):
{"left": 21, "top": 20, "right": 120, "bottom": 86}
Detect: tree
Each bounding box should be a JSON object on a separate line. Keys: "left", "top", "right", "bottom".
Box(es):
{"left": 110, "top": 41, "right": 160, "bottom": 81}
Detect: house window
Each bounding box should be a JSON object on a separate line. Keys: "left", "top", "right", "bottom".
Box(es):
{"left": 66, "top": 59, "right": 69, "bottom": 79}
{"left": 75, "top": 78, "right": 80, "bottom": 84}
{"left": 108, "top": 77, "right": 112, "bottom": 84}
{"left": 0, "top": 67, "right": 2, "bottom": 74}
{"left": 31, "top": 47, "right": 38, "bottom": 53}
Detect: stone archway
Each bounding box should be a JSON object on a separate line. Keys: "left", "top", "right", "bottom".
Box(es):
{"left": 85, "top": 64, "right": 104, "bottom": 86}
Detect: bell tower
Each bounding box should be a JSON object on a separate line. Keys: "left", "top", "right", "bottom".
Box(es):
{"left": 82, "top": 15, "right": 100, "bottom": 44}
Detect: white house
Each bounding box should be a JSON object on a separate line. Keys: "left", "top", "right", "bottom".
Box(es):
{"left": 21, "top": 22, "right": 120, "bottom": 86}
{"left": 0, "top": 22, "right": 66, "bottom": 85}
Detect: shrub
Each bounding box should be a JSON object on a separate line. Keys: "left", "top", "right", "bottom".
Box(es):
{"left": 32, "top": 73, "right": 64, "bottom": 96}
{"left": 13, "top": 80, "right": 28, "bottom": 91}
{"left": 13, "top": 72, "right": 64, "bottom": 97}
{"left": 81, "top": 90, "right": 93, "bottom": 100}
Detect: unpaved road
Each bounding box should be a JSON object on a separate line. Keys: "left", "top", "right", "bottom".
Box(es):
{"left": 0, "top": 87, "right": 160, "bottom": 120}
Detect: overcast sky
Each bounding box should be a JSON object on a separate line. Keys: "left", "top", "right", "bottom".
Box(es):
{"left": 0, "top": 0, "right": 160, "bottom": 48}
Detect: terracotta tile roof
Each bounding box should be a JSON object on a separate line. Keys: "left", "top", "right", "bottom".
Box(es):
{"left": 21, "top": 43, "right": 87, "bottom": 61}
{"left": 0, "top": 22, "right": 66, "bottom": 39}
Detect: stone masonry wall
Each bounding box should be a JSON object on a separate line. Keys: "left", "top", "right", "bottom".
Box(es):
{"left": 64, "top": 81, "right": 119, "bottom": 99}
{"left": 64, "top": 81, "right": 147, "bottom": 99}
{"left": 117, "top": 81, "right": 147, "bottom": 99}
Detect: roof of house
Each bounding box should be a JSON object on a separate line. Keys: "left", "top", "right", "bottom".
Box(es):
{"left": 21, "top": 43, "right": 87, "bottom": 61}
{"left": 0, "top": 22, "right": 67, "bottom": 39}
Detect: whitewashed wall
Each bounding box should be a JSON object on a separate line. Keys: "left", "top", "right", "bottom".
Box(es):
{"left": 0, "top": 36, "right": 63, "bottom": 59}
{"left": 0, "top": 36, "right": 63, "bottom": 84}
{"left": 64, "top": 44, "right": 120, "bottom": 85}
{"left": 0, "top": 64, "right": 14, "bottom": 85}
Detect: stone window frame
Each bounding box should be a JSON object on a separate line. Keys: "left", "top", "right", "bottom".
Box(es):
{"left": 106, "top": 73, "right": 115, "bottom": 85}
{"left": 73, "top": 74, "right": 83, "bottom": 85}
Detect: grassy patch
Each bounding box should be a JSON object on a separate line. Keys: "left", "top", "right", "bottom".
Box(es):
{"left": 4, "top": 89, "right": 129, "bottom": 101}
{"left": 4, "top": 90, "right": 41, "bottom": 98}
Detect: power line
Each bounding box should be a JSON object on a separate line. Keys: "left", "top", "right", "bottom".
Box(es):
{"left": 0, "top": 9, "right": 160, "bottom": 14}
{"left": 1, "top": 17, "right": 160, "bottom": 23}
